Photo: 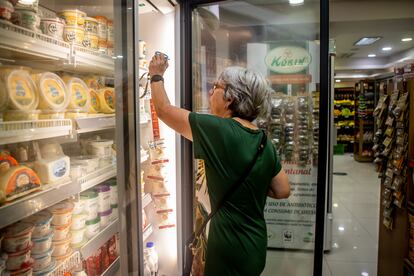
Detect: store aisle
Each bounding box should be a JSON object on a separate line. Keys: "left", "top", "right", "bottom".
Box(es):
{"left": 262, "top": 154, "right": 380, "bottom": 276}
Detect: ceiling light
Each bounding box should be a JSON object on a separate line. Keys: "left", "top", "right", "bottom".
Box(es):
{"left": 335, "top": 79, "right": 341, "bottom": 83}
{"left": 361, "top": 272, "right": 369, "bottom": 276}
{"left": 338, "top": 226, "right": 345, "bottom": 232}
{"left": 354, "top": 37, "right": 381, "bottom": 46}
{"left": 333, "top": 203, "right": 338, "bottom": 208}
{"left": 289, "top": 0, "right": 304, "bottom": 6}
{"left": 368, "top": 54, "right": 376, "bottom": 57}
{"left": 382, "top": 47, "right": 392, "bottom": 51}
{"left": 402, "top": 37, "right": 413, "bottom": 42}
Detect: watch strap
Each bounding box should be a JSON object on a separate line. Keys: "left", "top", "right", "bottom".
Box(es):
{"left": 150, "top": 74, "right": 164, "bottom": 83}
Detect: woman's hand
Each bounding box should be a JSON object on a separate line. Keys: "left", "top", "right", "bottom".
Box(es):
{"left": 149, "top": 53, "right": 169, "bottom": 76}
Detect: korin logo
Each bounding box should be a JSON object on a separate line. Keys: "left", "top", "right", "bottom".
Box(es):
{"left": 265, "top": 46, "right": 312, "bottom": 74}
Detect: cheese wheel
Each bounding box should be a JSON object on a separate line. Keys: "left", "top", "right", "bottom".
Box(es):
{"left": 88, "top": 89, "right": 100, "bottom": 114}
{"left": 97, "top": 87, "right": 115, "bottom": 114}
{"left": 32, "top": 72, "right": 70, "bottom": 111}
{"left": 64, "top": 77, "right": 90, "bottom": 112}
{"left": 83, "top": 76, "right": 101, "bottom": 90}
{"left": 0, "top": 165, "right": 41, "bottom": 203}
{"left": 4, "top": 70, "right": 39, "bottom": 111}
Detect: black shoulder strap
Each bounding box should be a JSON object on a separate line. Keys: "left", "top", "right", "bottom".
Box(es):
{"left": 187, "top": 130, "right": 267, "bottom": 245}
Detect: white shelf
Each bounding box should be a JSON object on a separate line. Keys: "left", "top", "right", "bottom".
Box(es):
{"left": 50, "top": 251, "right": 81, "bottom": 276}
{"left": 0, "top": 119, "right": 73, "bottom": 146}
{"left": 143, "top": 224, "right": 153, "bottom": 242}
{"left": 78, "top": 164, "right": 117, "bottom": 192}
{"left": 74, "top": 115, "right": 116, "bottom": 134}
{"left": 80, "top": 219, "right": 119, "bottom": 259}
{"left": 101, "top": 257, "right": 120, "bottom": 276}
{"left": 142, "top": 193, "right": 152, "bottom": 208}
{"left": 0, "top": 20, "right": 114, "bottom": 76}
{"left": 0, "top": 179, "right": 78, "bottom": 229}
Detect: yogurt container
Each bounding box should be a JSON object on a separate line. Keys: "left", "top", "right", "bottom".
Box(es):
{"left": 32, "top": 247, "right": 53, "bottom": 272}
{"left": 32, "top": 72, "right": 70, "bottom": 111}
{"left": 88, "top": 89, "right": 100, "bottom": 113}
{"left": 98, "top": 209, "right": 112, "bottom": 228}
{"left": 71, "top": 197, "right": 85, "bottom": 215}
{"left": 94, "top": 16, "right": 107, "bottom": 41}
{"left": 40, "top": 18, "right": 64, "bottom": 39}
{"left": 11, "top": 8, "right": 40, "bottom": 31}
{"left": 48, "top": 201, "right": 74, "bottom": 226}
{"left": 63, "top": 25, "right": 84, "bottom": 45}
{"left": 84, "top": 17, "right": 98, "bottom": 34}
{"left": 70, "top": 227, "right": 86, "bottom": 245}
{"left": 80, "top": 190, "right": 99, "bottom": 220}
{"left": 87, "top": 138, "right": 113, "bottom": 159}
{"left": 71, "top": 156, "right": 99, "bottom": 173}
{"left": 71, "top": 213, "right": 87, "bottom": 230}
{"left": 3, "top": 109, "right": 40, "bottom": 121}
{"left": 4, "top": 69, "right": 39, "bottom": 111}
{"left": 95, "top": 184, "right": 111, "bottom": 212}
{"left": 85, "top": 217, "right": 100, "bottom": 239}
{"left": 52, "top": 222, "right": 71, "bottom": 241}
{"left": 107, "top": 179, "right": 118, "bottom": 205}
{"left": 51, "top": 234, "right": 71, "bottom": 257}
{"left": 2, "top": 222, "right": 34, "bottom": 253}
{"left": 64, "top": 77, "right": 90, "bottom": 112}
{"left": 110, "top": 204, "right": 118, "bottom": 221}
{"left": 33, "top": 259, "right": 56, "bottom": 276}
{"left": 0, "top": 0, "right": 14, "bottom": 21}
{"left": 58, "top": 9, "right": 86, "bottom": 26}
{"left": 5, "top": 247, "right": 32, "bottom": 271}
{"left": 83, "top": 33, "right": 98, "bottom": 50}
{"left": 31, "top": 230, "right": 53, "bottom": 254}
{"left": 22, "top": 210, "right": 53, "bottom": 238}
{"left": 53, "top": 248, "right": 72, "bottom": 263}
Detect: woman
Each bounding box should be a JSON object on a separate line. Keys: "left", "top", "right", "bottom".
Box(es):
{"left": 149, "top": 53, "right": 290, "bottom": 276}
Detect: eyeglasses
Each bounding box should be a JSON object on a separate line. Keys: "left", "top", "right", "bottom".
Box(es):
{"left": 212, "top": 81, "right": 226, "bottom": 92}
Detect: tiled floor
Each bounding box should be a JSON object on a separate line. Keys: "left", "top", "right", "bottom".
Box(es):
{"left": 262, "top": 154, "right": 380, "bottom": 276}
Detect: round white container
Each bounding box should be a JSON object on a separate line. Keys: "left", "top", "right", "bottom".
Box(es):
{"left": 85, "top": 217, "right": 100, "bottom": 239}
{"left": 80, "top": 190, "right": 99, "bottom": 220}
{"left": 31, "top": 230, "right": 53, "bottom": 254}
{"left": 40, "top": 18, "right": 64, "bottom": 39}
{"left": 95, "top": 184, "right": 111, "bottom": 212}
{"left": 98, "top": 209, "right": 112, "bottom": 228}
{"left": 84, "top": 17, "right": 98, "bottom": 34}
{"left": 0, "top": 0, "right": 14, "bottom": 21}
{"left": 32, "top": 72, "right": 70, "bottom": 111}
{"left": 71, "top": 198, "right": 85, "bottom": 215}
{"left": 2, "top": 222, "right": 34, "bottom": 253}
{"left": 3, "top": 69, "right": 39, "bottom": 112}
{"left": 87, "top": 138, "right": 113, "bottom": 159}
{"left": 70, "top": 227, "right": 86, "bottom": 245}
{"left": 22, "top": 210, "right": 53, "bottom": 239}
{"left": 32, "top": 247, "right": 53, "bottom": 272}
{"left": 48, "top": 201, "right": 74, "bottom": 226}
{"left": 71, "top": 213, "right": 87, "bottom": 230}
{"left": 106, "top": 179, "right": 118, "bottom": 205}
{"left": 52, "top": 234, "right": 71, "bottom": 257}
{"left": 71, "top": 156, "right": 99, "bottom": 174}
{"left": 5, "top": 248, "right": 32, "bottom": 271}
{"left": 52, "top": 222, "right": 71, "bottom": 241}
{"left": 110, "top": 204, "right": 118, "bottom": 221}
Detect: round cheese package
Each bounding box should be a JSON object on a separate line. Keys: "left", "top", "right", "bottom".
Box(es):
{"left": 64, "top": 77, "right": 90, "bottom": 112}
{"left": 82, "top": 76, "right": 101, "bottom": 90}
{"left": 97, "top": 87, "right": 115, "bottom": 114}
{"left": 4, "top": 70, "right": 39, "bottom": 111}
{"left": 88, "top": 89, "right": 100, "bottom": 114}
{"left": 32, "top": 72, "right": 70, "bottom": 111}
{"left": 0, "top": 77, "right": 9, "bottom": 111}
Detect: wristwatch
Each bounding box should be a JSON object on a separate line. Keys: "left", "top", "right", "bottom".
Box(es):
{"left": 150, "top": 74, "right": 164, "bottom": 83}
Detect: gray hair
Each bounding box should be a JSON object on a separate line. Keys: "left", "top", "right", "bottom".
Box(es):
{"left": 218, "top": 67, "right": 271, "bottom": 122}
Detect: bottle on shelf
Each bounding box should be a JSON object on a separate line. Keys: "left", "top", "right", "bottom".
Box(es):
{"left": 144, "top": 242, "right": 158, "bottom": 276}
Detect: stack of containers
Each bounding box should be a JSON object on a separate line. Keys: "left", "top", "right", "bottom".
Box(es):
{"left": 24, "top": 210, "right": 56, "bottom": 274}
{"left": 80, "top": 190, "right": 100, "bottom": 239}
{"left": 107, "top": 20, "right": 114, "bottom": 56}
{"left": 83, "top": 17, "right": 99, "bottom": 51}
{"left": 70, "top": 198, "right": 88, "bottom": 249}
{"left": 85, "top": 136, "right": 114, "bottom": 166}
{"left": 11, "top": 0, "right": 41, "bottom": 32}
{"left": 105, "top": 178, "right": 118, "bottom": 221}
{"left": 59, "top": 9, "right": 86, "bottom": 45}
{"left": 94, "top": 16, "right": 108, "bottom": 54}
{"left": 95, "top": 184, "right": 112, "bottom": 228}
{"left": 48, "top": 200, "right": 74, "bottom": 263}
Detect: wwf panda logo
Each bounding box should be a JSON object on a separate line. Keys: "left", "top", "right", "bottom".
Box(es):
{"left": 83, "top": 38, "right": 91, "bottom": 48}
{"left": 48, "top": 23, "right": 57, "bottom": 34}
{"left": 66, "top": 31, "right": 76, "bottom": 42}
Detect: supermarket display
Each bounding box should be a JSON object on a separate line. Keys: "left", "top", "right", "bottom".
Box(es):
{"left": 334, "top": 87, "right": 355, "bottom": 152}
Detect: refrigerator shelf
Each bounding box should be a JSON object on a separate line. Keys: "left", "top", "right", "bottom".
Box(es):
{"left": 143, "top": 224, "right": 153, "bottom": 242}
{"left": 0, "top": 20, "right": 114, "bottom": 75}
{"left": 50, "top": 251, "right": 82, "bottom": 276}
{"left": 80, "top": 219, "right": 119, "bottom": 259}
{"left": 101, "top": 257, "right": 120, "bottom": 276}
{"left": 79, "top": 164, "right": 117, "bottom": 192}
{"left": 74, "top": 115, "right": 116, "bottom": 134}
{"left": 0, "top": 179, "right": 79, "bottom": 229}
{"left": 142, "top": 193, "right": 152, "bottom": 208}
{"left": 0, "top": 119, "right": 73, "bottom": 146}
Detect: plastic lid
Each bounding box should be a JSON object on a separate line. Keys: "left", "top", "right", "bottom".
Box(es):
{"left": 5, "top": 70, "right": 39, "bottom": 111}
{"left": 48, "top": 201, "right": 74, "bottom": 214}
{"left": 35, "top": 72, "right": 70, "bottom": 111}
{"left": 65, "top": 77, "right": 90, "bottom": 112}
{"left": 59, "top": 9, "right": 86, "bottom": 15}
{"left": 80, "top": 190, "right": 98, "bottom": 199}
{"left": 85, "top": 17, "right": 98, "bottom": 22}
{"left": 23, "top": 210, "right": 53, "bottom": 226}
{"left": 146, "top": 242, "right": 154, "bottom": 248}
{"left": 95, "top": 184, "right": 110, "bottom": 193}
{"left": 85, "top": 216, "right": 100, "bottom": 225}
{"left": 89, "top": 138, "right": 113, "bottom": 146}
{"left": 3, "top": 221, "right": 34, "bottom": 238}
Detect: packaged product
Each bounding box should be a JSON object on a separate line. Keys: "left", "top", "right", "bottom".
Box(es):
{"left": 94, "top": 16, "right": 107, "bottom": 41}
{"left": 11, "top": 8, "right": 40, "bottom": 31}
{"left": 32, "top": 72, "right": 70, "bottom": 111}
{"left": 0, "top": 0, "right": 14, "bottom": 21}
{"left": 5, "top": 247, "right": 33, "bottom": 271}
{"left": 15, "top": 0, "right": 38, "bottom": 12}
{"left": 32, "top": 259, "right": 56, "bottom": 275}
{"left": 82, "top": 76, "right": 101, "bottom": 90}
{"left": 32, "top": 247, "right": 53, "bottom": 272}
{"left": 31, "top": 230, "right": 53, "bottom": 254}
{"left": 64, "top": 77, "right": 90, "bottom": 112}
{"left": 3, "top": 110, "right": 40, "bottom": 121}
{"left": 40, "top": 18, "right": 65, "bottom": 39}
{"left": 51, "top": 234, "right": 71, "bottom": 257}
{"left": 0, "top": 151, "right": 19, "bottom": 167}
{"left": 71, "top": 156, "right": 99, "bottom": 173}
{"left": 63, "top": 25, "right": 85, "bottom": 45}
{"left": 48, "top": 200, "right": 74, "bottom": 226}
{"left": 71, "top": 213, "right": 87, "bottom": 230}
{"left": 34, "top": 142, "right": 70, "bottom": 184}
{"left": 97, "top": 87, "right": 115, "bottom": 113}
{"left": 3, "top": 69, "right": 39, "bottom": 111}
{"left": 0, "top": 77, "right": 8, "bottom": 111}
{"left": 52, "top": 222, "right": 71, "bottom": 241}
{"left": 84, "top": 17, "right": 98, "bottom": 35}
{"left": 70, "top": 227, "right": 86, "bottom": 246}
{"left": 107, "top": 20, "right": 113, "bottom": 48}
{"left": 85, "top": 216, "right": 100, "bottom": 239}
{"left": 86, "top": 137, "right": 113, "bottom": 160}
{"left": 88, "top": 89, "right": 101, "bottom": 113}
{"left": 83, "top": 32, "right": 98, "bottom": 50}
{"left": 95, "top": 184, "right": 111, "bottom": 212}
{"left": 58, "top": 9, "right": 86, "bottom": 26}
{"left": 22, "top": 210, "right": 53, "bottom": 238}
{"left": 98, "top": 208, "right": 112, "bottom": 228}
{"left": 2, "top": 221, "right": 34, "bottom": 253}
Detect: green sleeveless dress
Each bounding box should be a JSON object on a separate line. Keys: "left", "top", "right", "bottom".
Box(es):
{"left": 189, "top": 113, "right": 281, "bottom": 276}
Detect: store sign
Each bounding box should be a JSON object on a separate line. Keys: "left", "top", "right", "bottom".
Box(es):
{"left": 265, "top": 46, "right": 312, "bottom": 74}
{"left": 265, "top": 160, "right": 317, "bottom": 249}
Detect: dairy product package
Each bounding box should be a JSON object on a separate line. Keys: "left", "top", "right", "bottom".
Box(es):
{"left": 32, "top": 72, "right": 70, "bottom": 111}
{"left": 88, "top": 89, "right": 100, "bottom": 113}
{"left": 63, "top": 77, "right": 90, "bottom": 112}
{"left": 3, "top": 69, "right": 39, "bottom": 111}
{"left": 97, "top": 87, "right": 114, "bottom": 113}
{"left": 34, "top": 143, "right": 70, "bottom": 184}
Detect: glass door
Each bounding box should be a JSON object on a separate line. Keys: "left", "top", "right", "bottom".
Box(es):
{"left": 188, "top": 0, "right": 328, "bottom": 275}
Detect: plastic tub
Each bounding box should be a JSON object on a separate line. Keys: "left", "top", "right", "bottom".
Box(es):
{"left": 71, "top": 197, "right": 85, "bottom": 215}
{"left": 84, "top": 17, "right": 98, "bottom": 34}
{"left": 48, "top": 201, "right": 74, "bottom": 226}
{"left": 70, "top": 164, "right": 87, "bottom": 179}
{"left": 2, "top": 222, "right": 34, "bottom": 253}
{"left": 71, "top": 156, "right": 99, "bottom": 173}
{"left": 88, "top": 89, "right": 100, "bottom": 113}
{"left": 83, "top": 33, "right": 98, "bottom": 50}
{"left": 85, "top": 217, "right": 100, "bottom": 239}
{"left": 0, "top": 0, "right": 14, "bottom": 21}
{"left": 4, "top": 69, "right": 39, "bottom": 111}
{"left": 87, "top": 138, "right": 113, "bottom": 159}
{"left": 63, "top": 25, "right": 84, "bottom": 45}
{"left": 40, "top": 18, "right": 64, "bottom": 39}
{"left": 39, "top": 110, "right": 66, "bottom": 119}
{"left": 98, "top": 209, "right": 112, "bottom": 228}
{"left": 32, "top": 72, "right": 69, "bottom": 111}
{"left": 9, "top": 267, "right": 33, "bottom": 276}
{"left": 110, "top": 204, "right": 118, "bottom": 221}
{"left": 5, "top": 247, "right": 32, "bottom": 270}
{"left": 53, "top": 248, "right": 72, "bottom": 264}
{"left": 52, "top": 222, "right": 71, "bottom": 241}
{"left": 33, "top": 259, "right": 56, "bottom": 276}
{"left": 58, "top": 9, "right": 86, "bottom": 26}
{"left": 31, "top": 230, "right": 53, "bottom": 254}
{"left": 80, "top": 190, "right": 99, "bottom": 220}
{"left": 22, "top": 210, "right": 53, "bottom": 238}
{"left": 94, "top": 16, "right": 107, "bottom": 41}
{"left": 71, "top": 213, "right": 87, "bottom": 230}
{"left": 32, "top": 247, "right": 54, "bottom": 272}
{"left": 107, "top": 179, "right": 118, "bottom": 205}
{"left": 3, "top": 109, "right": 40, "bottom": 121}
{"left": 70, "top": 227, "right": 86, "bottom": 245}
{"left": 51, "top": 234, "right": 71, "bottom": 257}
{"left": 95, "top": 184, "right": 111, "bottom": 212}
{"left": 107, "top": 20, "right": 113, "bottom": 48}
{"left": 97, "top": 87, "right": 114, "bottom": 114}
{"left": 11, "top": 8, "right": 40, "bottom": 31}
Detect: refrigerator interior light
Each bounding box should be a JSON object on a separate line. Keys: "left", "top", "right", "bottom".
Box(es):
{"left": 402, "top": 37, "right": 413, "bottom": 42}
{"left": 18, "top": 0, "right": 36, "bottom": 4}
{"left": 289, "top": 0, "right": 304, "bottom": 6}
{"left": 335, "top": 79, "right": 341, "bottom": 83}
{"left": 368, "top": 54, "right": 376, "bottom": 57}
{"left": 382, "top": 46, "right": 392, "bottom": 51}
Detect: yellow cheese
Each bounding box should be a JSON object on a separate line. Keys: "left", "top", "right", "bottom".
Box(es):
{"left": 65, "top": 77, "right": 90, "bottom": 112}
{"left": 82, "top": 76, "right": 101, "bottom": 90}
{"left": 88, "top": 89, "right": 100, "bottom": 114}
{"left": 97, "top": 87, "right": 115, "bottom": 114}
{"left": 33, "top": 72, "right": 70, "bottom": 111}
{"left": 4, "top": 70, "right": 39, "bottom": 111}
{"left": 0, "top": 77, "right": 8, "bottom": 111}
